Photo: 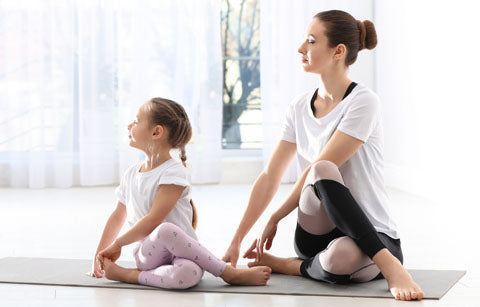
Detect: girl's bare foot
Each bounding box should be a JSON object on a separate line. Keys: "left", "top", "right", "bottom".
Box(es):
{"left": 373, "top": 249, "right": 425, "bottom": 301}
{"left": 220, "top": 265, "right": 272, "bottom": 286}
{"left": 245, "top": 251, "right": 302, "bottom": 276}
{"left": 103, "top": 259, "right": 140, "bottom": 284}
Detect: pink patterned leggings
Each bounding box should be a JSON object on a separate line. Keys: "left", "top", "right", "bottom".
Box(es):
{"left": 134, "top": 222, "right": 227, "bottom": 289}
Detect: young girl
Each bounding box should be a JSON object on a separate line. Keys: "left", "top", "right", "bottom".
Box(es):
{"left": 92, "top": 97, "right": 271, "bottom": 289}
{"left": 223, "top": 10, "right": 424, "bottom": 301}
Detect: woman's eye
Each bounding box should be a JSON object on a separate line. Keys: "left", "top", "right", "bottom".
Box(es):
{"left": 308, "top": 40, "right": 315, "bottom": 45}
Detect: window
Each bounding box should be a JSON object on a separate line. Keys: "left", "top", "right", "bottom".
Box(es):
{"left": 221, "top": 0, "right": 261, "bottom": 149}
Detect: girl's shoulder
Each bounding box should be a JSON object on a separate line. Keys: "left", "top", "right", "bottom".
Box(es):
{"left": 158, "top": 159, "right": 191, "bottom": 187}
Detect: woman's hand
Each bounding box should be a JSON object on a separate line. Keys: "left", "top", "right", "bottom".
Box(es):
{"left": 91, "top": 254, "right": 104, "bottom": 278}
{"left": 222, "top": 241, "right": 241, "bottom": 268}
{"left": 97, "top": 241, "right": 122, "bottom": 270}
{"left": 243, "top": 218, "right": 278, "bottom": 262}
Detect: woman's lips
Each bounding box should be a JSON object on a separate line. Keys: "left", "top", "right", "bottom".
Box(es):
{"left": 302, "top": 57, "right": 309, "bottom": 63}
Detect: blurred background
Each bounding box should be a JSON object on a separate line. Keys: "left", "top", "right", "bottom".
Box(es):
{"left": 1, "top": 0, "right": 479, "bottom": 207}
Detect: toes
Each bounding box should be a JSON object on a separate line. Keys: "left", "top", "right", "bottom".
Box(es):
{"left": 405, "top": 290, "right": 412, "bottom": 301}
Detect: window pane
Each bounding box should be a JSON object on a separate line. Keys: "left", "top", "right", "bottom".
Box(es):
{"left": 221, "top": 0, "right": 261, "bottom": 149}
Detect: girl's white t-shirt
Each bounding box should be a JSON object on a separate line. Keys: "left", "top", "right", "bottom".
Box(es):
{"left": 115, "top": 158, "right": 197, "bottom": 241}
{"left": 281, "top": 83, "right": 399, "bottom": 239}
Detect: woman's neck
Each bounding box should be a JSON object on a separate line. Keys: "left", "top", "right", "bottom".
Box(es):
{"left": 317, "top": 69, "right": 351, "bottom": 105}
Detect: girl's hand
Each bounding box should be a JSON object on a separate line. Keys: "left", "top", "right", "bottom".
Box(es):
{"left": 243, "top": 219, "right": 278, "bottom": 262}
{"left": 222, "top": 242, "right": 241, "bottom": 268}
{"left": 97, "top": 241, "right": 122, "bottom": 269}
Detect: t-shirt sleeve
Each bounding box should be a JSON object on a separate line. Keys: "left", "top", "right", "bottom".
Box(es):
{"left": 158, "top": 165, "right": 190, "bottom": 187}
{"left": 280, "top": 99, "right": 297, "bottom": 143}
{"left": 337, "top": 93, "right": 380, "bottom": 142}
{"left": 115, "top": 170, "right": 128, "bottom": 205}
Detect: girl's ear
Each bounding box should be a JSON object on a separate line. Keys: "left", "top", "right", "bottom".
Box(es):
{"left": 152, "top": 125, "right": 165, "bottom": 140}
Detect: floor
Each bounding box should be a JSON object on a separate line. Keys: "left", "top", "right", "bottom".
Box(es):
{"left": 0, "top": 184, "right": 478, "bottom": 306}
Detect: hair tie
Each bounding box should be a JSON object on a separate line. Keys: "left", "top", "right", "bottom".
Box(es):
{"left": 357, "top": 20, "right": 366, "bottom": 50}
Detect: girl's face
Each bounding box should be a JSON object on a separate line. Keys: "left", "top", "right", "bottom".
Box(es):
{"left": 127, "top": 103, "right": 156, "bottom": 151}
{"left": 298, "top": 19, "right": 337, "bottom": 74}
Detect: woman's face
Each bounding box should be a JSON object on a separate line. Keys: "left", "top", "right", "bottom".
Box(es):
{"left": 298, "top": 19, "right": 336, "bottom": 74}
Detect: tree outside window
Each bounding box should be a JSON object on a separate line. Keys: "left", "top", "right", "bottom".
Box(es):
{"left": 221, "top": 0, "right": 261, "bottom": 149}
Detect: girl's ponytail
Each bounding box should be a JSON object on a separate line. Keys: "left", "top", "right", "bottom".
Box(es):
{"left": 180, "top": 147, "right": 187, "bottom": 167}
{"left": 190, "top": 199, "right": 198, "bottom": 230}
{"left": 179, "top": 146, "right": 197, "bottom": 229}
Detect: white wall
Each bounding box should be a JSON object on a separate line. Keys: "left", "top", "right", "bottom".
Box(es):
{"left": 375, "top": 1, "right": 480, "bottom": 203}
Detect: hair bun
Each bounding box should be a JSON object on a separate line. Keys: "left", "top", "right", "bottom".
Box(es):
{"left": 358, "top": 20, "right": 377, "bottom": 50}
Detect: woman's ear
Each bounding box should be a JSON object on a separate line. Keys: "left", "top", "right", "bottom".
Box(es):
{"left": 333, "top": 44, "right": 347, "bottom": 61}
{"left": 152, "top": 125, "right": 165, "bottom": 140}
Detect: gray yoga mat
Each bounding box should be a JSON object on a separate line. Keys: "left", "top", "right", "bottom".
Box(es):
{"left": 0, "top": 257, "right": 465, "bottom": 299}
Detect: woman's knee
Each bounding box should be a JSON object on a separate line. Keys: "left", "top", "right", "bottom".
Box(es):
{"left": 307, "top": 160, "right": 344, "bottom": 184}
{"left": 319, "top": 237, "right": 367, "bottom": 275}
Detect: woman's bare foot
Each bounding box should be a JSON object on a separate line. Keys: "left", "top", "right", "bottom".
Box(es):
{"left": 373, "top": 249, "right": 425, "bottom": 301}
{"left": 220, "top": 265, "right": 272, "bottom": 286}
{"left": 245, "top": 251, "right": 302, "bottom": 276}
{"left": 103, "top": 259, "right": 140, "bottom": 284}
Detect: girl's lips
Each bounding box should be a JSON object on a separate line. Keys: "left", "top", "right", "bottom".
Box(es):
{"left": 302, "top": 57, "right": 309, "bottom": 63}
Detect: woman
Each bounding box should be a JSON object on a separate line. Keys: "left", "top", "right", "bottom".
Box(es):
{"left": 222, "top": 10, "right": 424, "bottom": 301}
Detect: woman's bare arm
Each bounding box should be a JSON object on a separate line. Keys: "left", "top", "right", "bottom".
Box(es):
{"left": 222, "top": 140, "right": 296, "bottom": 266}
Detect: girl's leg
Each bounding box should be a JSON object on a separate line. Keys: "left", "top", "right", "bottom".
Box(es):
{"left": 137, "top": 222, "right": 272, "bottom": 286}
{"left": 139, "top": 257, "right": 203, "bottom": 289}
{"left": 102, "top": 257, "right": 203, "bottom": 289}
{"left": 136, "top": 222, "right": 225, "bottom": 276}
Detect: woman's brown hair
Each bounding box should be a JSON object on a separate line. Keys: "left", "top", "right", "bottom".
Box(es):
{"left": 149, "top": 97, "right": 197, "bottom": 230}
{"left": 314, "top": 10, "right": 377, "bottom": 66}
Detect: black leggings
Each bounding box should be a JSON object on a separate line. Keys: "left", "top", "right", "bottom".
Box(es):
{"left": 296, "top": 179, "right": 403, "bottom": 284}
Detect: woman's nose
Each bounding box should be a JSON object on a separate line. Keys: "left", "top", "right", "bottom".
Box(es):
{"left": 298, "top": 41, "right": 306, "bottom": 54}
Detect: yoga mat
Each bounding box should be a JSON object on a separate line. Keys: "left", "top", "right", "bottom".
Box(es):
{"left": 0, "top": 257, "right": 465, "bottom": 299}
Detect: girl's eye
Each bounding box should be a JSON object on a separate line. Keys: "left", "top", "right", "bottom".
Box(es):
{"left": 308, "top": 40, "right": 315, "bottom": 45}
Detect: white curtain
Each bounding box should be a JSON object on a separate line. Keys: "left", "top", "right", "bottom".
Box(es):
{"left": 0, "top": 0, "right": 223, "bottom": 188}
{"left": 260, "top": 0, "right": 374, "bottom": 182}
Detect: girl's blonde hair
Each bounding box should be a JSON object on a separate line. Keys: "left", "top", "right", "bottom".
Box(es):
{"left": 148, "top": 97, "right": 197, "bottom": 229}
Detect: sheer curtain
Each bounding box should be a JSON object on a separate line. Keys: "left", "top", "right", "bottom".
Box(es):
{"left": 0, "top": 0, "right": 223, "bottom": 188}
{"left": 260, "top": 0, "right": 374, "bottom": 182}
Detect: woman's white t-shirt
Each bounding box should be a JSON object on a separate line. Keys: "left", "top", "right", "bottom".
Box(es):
{"left": 115, "top": 158, "right": 197, "bottom": 241}
{"left": 281, "top": 83, "right": 399, "bottom": 239}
